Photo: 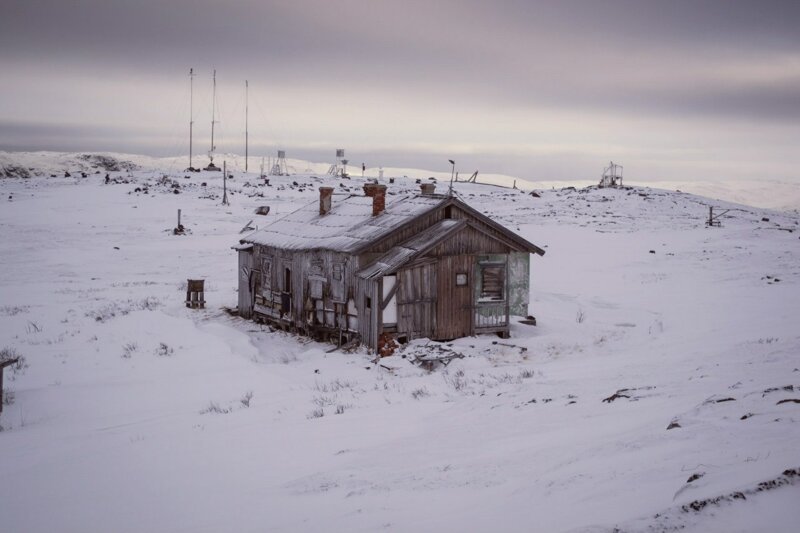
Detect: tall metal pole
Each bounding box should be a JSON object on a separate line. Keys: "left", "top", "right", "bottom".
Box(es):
{"left": 245, "top": 80, "right": 249, "bottom": 173}
{"left": 448, "top": 159, "right": 455, "bottom": 196}
{"left": 189, "top": 68, "right": 194, "bottom": 170}
{"left": 223, "top": 160, "right": 229, "bottom": 205}
{"left": 210, "top": 69, "right": 217, "bottom": 165}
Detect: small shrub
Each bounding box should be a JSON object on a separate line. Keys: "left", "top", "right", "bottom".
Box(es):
{"left": 576, "top": 309, "right": 585, "bottom": 324}
{"left": 312, "top": 395, "right": 336, "bottom": 408}
{"left": 122, "top": 342, "right": 138, "bottom": 358}
{"left": 307, "top": 408, "right": 324, "bottom": 419}
{"left": 444, "top": 369, "right": 468, "bottom": 392}
{"left": 86, "top": 297, "right": 162, "bottom": 323}
{"left": 314, "top": 379, "right": 356, "bottom": 393}
{"left": 411, "top": 387, "right": 430, "bottom": 399}
{"left": 0, "top": 348, "right": 28, "bottom": 380}
{"left": 155, "top": 342, "right": 174, "bottom": 357}
{"left": 519, "top": 369, "right": 535, "bottom": 379}
{"left": 2, "top": 389, "right": 15, "bottom": 406}
{"left": 26, "top": 321, "right": 42, "bottom": 334}
{"left": 0, "top": 305, "right": 29, "bottom": 316}
{"left": 240, "top": 391, "right": 253, "bottom": 408}
{"left": 199, "top": 401, "right": 231, "bottom": 415}
{"left": 335, "top": 404, "right": 349, "bottom": 415}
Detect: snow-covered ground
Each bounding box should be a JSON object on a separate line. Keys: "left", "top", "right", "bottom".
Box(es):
{"left": 1, "top": 152, "right": 799, "bottom": 532}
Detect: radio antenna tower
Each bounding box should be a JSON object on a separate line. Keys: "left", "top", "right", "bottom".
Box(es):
{"left": 187, "top": 68, "right": 195, "bottom": 171}
{"left": 327, "top": 149, "right": 348, "bottom": 177}
{"left": 245, "top": 80, "right": 249, "bottom": 173}
{"left": 270, "top": 150, "right": 288, "bottom": 176}
{"left": 205, "top": 69, "right": 221, "bottom": 171}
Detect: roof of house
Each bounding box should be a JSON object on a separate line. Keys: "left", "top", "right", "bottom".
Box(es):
{"left": 357, "top": 219, "right": 467, "bottom": 279}
{"left": 242, "top": 193, "right": 447, "bottom": 252}
{"left": 241, "top": 192, "right": 545, "bottom": 257}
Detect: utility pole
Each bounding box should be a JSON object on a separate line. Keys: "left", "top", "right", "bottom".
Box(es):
{"left": 245, "top": 80, "right": 249, "bottom": 173}
{"left": 210, "top": 69, "right": 217, "bottom": 167}
{"left": 189, "top": 68, "right": 194, "bottom": 170}
{"left": 222, "top": 161, "right": 229, "bottom": 205}
{"left": 448, "top": 159, "right": 455, "bottom": 196}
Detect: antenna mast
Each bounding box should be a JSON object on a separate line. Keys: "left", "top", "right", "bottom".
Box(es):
{"left": 188, "top": 68, "right": 194, "bottom": 170}
{"left": 245, "top": 80, "right": 249, "bottom": 173}
{"left": 210, "top": 69, "right": 217, "bottom": 166}
{"left": 204, "top": 70, "right": 220, "bottom": 171}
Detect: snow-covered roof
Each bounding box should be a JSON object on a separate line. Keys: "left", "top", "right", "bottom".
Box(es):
{"left": 241, "top": 193, "right": 447, "bottom": 252}
{"left": 357, "top": 219, "right": 466, "bottom": 279}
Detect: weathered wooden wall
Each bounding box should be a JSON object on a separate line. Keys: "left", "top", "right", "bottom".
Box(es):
{"left": 243, "top": 198, "right": 533, "bottom": 351}
{"left": 237, "top": 249, "right": 254, "bottom": 318}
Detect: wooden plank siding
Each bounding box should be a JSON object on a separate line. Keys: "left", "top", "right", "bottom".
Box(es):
{"left": 426, "top": 225, "right": 510, "bottom": 257}
{"left": 237, "top": 249, "right": 254, "bottom": 318}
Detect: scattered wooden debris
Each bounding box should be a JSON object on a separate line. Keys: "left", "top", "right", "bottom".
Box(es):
{"left": 762, "top": 385, "right": 793, "bottom": 397}
{"left": 492, "top": 340, "right": 528, "bottom": 352}
{"left": 602, "top": 390, "right": 631, "bottom": 403}
{"left": 602, "top": 386, "right": 656, "bottom": 403}
{"left": 681, "top": 468, "right": 799, "bottom": 514}
{"left": 239, "top": 220, "right": 255, "bottom": 234}
{"left": 776, "top": 399, "right": 800, "bottom": 405}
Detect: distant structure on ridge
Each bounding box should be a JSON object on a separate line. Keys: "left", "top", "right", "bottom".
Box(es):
{"left": 270, "top": 150, "right": 288, "bottom": 176}
{"left": 328, "top": 149, "right": 349, "bottom": 178}
{"left": 599, "top": 161, "right": 623, "bottom": 188}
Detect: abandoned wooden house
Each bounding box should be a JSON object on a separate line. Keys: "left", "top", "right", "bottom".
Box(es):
{"left": 234, "top": 183, "right": 545, "bottom": 352}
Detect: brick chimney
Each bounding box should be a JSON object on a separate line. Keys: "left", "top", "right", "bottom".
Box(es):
{"left": 363, "top": 182, "right": 378, "bottom": 197}
{"left": 319, "top": 186, "right": 333, "bottom": 215}
{"left": 371, "top": 184, "right": 387, "bottom": 216}
{"left": 420, "top": 183, "right": 436, "bottom": 195}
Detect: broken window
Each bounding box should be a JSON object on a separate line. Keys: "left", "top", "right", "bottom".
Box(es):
{"left": 284, "top": 267, "right": 292, "bottom": 292}
{"left": 333, "top": 263, "right": 343, "bottom": 281}
{"left": 456, "top": 273, "right": 468, "bottom": 286}
{"left": 480, "top": 265, "right": 504, "bottom": 300}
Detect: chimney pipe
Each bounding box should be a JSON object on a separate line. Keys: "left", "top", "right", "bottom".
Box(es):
{"left": 420, "top": 183, "right": 436, "bottom": 195}
{"left": 319, "top": 186, "right": 333, "bottom": 215}
{"left": 371, "top": 184, "right": 386, "bottom": 216}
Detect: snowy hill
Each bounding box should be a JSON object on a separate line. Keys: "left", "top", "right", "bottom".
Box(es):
{"left": 2, "top": 150, "right": 799, "bottom": 211}
{"left": 0, "top": 154, "right": 798, "bottom": 532}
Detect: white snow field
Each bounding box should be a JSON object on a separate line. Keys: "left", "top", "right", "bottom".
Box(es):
{"left": 1, "top": 152, "right": 799, "bottom": 532}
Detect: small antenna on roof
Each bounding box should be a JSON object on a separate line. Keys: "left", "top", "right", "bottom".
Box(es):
{"left": 448, "top": 159, "right": 455, "bottom": 196}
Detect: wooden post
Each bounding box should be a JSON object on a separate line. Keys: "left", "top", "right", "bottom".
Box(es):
{"left": 0, "top": 358, "right": 19, "bottom": 414}
{"left": 222, "top": 161, "right": 229, "bottom": 205}
{"left": 178, "top": 209, "right": 181, "bottom": 227}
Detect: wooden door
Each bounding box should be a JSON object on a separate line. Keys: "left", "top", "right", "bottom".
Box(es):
{"left": 436, "top": 255, "right": 473, "bottom": 339}
{"left": 397, "top": 261, "right": 437, "bottom": 339}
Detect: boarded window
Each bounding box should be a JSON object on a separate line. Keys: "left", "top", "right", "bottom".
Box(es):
{"left": 480, "top": 266, "right": 504, "bottom": 300}
{"left": 310, "top": 278, "right": 323, "bottom": 299}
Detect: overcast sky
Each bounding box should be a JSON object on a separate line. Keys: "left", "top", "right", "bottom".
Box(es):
{"left": 1, "top": 0, "right": 799, "bottom": 182}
